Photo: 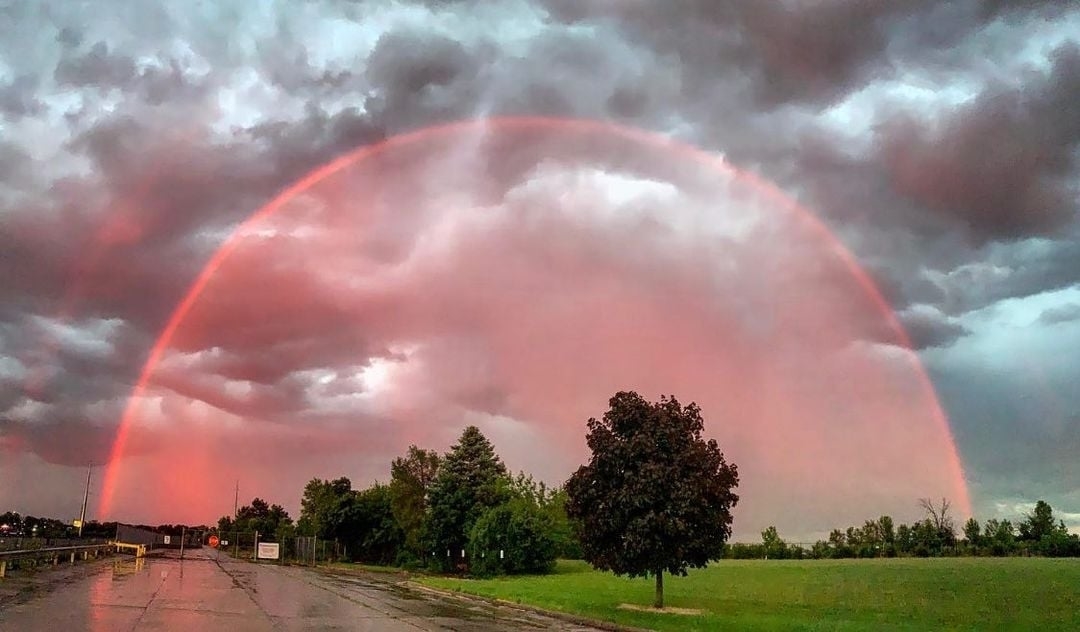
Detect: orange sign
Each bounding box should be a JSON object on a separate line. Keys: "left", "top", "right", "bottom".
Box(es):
{"left": 208, "top": 535, "right": 220, "bottom": 548}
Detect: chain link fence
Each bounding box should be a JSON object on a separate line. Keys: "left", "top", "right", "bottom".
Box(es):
{"left": 213, "top": 531, "right": 345, "bottom": 565}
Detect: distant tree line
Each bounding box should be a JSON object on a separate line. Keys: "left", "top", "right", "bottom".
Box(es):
{"left": 217, "top": 497, "right": 294, "bottom": 543}
{"left": 218, "top": 426, "right": 580, "bottom": 576}
{"left": 728, "top": 498, "right": 1080, "bottom": 559}
{"left": 0, "top": 511, "right": 212, "bottom": 541}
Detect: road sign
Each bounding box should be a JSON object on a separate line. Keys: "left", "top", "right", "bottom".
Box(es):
{"left": 257, "top": 542, "right": 280, "bottom": 560}
{"left": 163, "top": 535, "right": 171, "bottom": 545}
{"left": 208, "top": 535, "right": 220, "bottom": 548}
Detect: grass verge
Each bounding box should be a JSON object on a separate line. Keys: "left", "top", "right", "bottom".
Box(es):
{"left": 418, "top": 557, "right": 1080, "bottom": 631}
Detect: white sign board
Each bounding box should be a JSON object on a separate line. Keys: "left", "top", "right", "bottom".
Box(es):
{"left": 163, "top": 535, "right": 171, "bottom": 545}
{"left": 257, "top": 542, "right": 280, "bottom": 560}
{"left": 221, "top": 540, "right": 229, "bottom": 546}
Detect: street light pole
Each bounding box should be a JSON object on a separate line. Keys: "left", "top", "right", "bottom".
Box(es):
{"left": 78, "top": 466, "right": 91, "bottom": 538}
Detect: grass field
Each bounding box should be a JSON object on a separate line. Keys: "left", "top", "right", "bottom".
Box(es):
{"left": 418, "top": 558, "right": 1080, "bottom": 631}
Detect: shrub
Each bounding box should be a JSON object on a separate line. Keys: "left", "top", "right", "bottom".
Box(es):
{"left": 468, "top": 498, "right": 557, "bottom": 577}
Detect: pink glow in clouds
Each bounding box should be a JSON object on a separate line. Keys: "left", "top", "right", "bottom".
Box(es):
{"left": 98, "top": 118, "right": 970, "bottom": 537}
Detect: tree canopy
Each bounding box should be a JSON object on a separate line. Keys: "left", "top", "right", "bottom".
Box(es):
{"left": 565, "top": 391, "right": 740, "bottom": 608}
{"left": 426, "top": 425, "right": 509, "bottom": 571}
{"left": 297, "top": 477, "right": 354, "bottom": 539}
{"left": 219, "top": 497, "right": 292, "bottom": 541}
{"left": 389, "top": 445, "right": 442, "bottom": 560}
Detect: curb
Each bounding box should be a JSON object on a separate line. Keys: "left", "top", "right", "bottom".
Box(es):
{"left": 404, "top": 580, "right": 655, "bottom": 632}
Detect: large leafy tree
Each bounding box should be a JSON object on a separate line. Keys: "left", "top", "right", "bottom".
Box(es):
{"left": 346, "top": 483, "right": 405, "bottom": 564}
{"left": 426, "top": 426, "right": 508, "bottom": 571}
{"left": 297, "top": 477, "right": 354, "bottom": 539}
{"left": 565, "top": 391, "right": 739, "bottom": 608}
{"left": 389, "top": 446, "right": 442, "bottom": 559}
{"left": 1019, "top": 500, "right": 1078, "bottom": 556}
{"left": 1020, "top": 500, "right": 1058, "bottom": 542}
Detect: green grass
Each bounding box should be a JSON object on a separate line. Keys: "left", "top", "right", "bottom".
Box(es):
{"left": 418, "top": 558, "right": 1080, "bottom": 631}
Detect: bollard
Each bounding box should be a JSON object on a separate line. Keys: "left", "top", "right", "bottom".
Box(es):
{"left": 1, "top": 560, "right": 7, "bottom": 578}
{"left": 53, "top": 555, "right": 59, "bottom": 566}
{"left": 70, "top": 552, "right": 76, "bottom": 565}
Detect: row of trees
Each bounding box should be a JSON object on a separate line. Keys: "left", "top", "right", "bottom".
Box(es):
{"left": 220, "top": 426, "right": 579, "bottom": 575}
{"left": 217, "top": 497, "right": 294, "bottom": 542}
{"left": 730, "top": 498, "right": 1080, "bottom": 559}
{"left": 1, "top": 512, "right": 78, "bottom": 538}
{"left": 0, "top": 512, "right": 211, "bottom": 541}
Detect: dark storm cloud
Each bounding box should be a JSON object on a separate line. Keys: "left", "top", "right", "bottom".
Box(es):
{"left": 931, "top": 237, "right": 1080, "bottom": 316}
{"left": 54, "top": 41, "right": 136, "bottom": 89}
{"left": 0, "top": 141, "right": 32, "bottom": 182}
{"left": 55, "top": 41, "right": 210, "bottom": 107}
{"left": 878, "top": 43, "right": 1080, "bottom": 242}
{"left": 898, "top": 306, "right": 971, "bottom": 349}
{"left": 1, "top": 0, "right": 1079, "bottom": 525}
{"left": 543, "top": 0, "right": 1065, "bottom": 108}
{"left": 0, "top": 75, "right": 45, "bottom": 120}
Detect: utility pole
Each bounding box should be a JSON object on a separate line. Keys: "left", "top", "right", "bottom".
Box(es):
{"left": 234, "top": 480, "right": 239, "bottom": 519}
{"left": 78, "top": 466, "right": 91, "bottom": 538}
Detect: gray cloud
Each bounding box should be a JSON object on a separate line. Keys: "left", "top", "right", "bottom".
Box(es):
{"left": 1038, "top": 302, "right": 1080, "bottom": 325}
{"left": 0, "top": 75, "right": 45, "bottom": 120}
{"left": 899, "top": 305, "right": 971, "bottom": 349}
{"left": 878, "top": 42, "right": 1080, "bottom": 242}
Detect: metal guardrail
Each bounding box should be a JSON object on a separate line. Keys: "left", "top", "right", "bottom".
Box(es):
{"left": 111, "top": 541, "right": 148, "bottom": 557}
{"left": 0, "top": 543, "right": 115, "bottom": 578}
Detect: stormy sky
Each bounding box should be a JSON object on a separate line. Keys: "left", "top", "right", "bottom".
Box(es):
{"left": 1, "top": 0, "right": 1078, "bottom": 539}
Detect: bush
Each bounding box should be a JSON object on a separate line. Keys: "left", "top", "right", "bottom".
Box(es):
{"left": 468, "top": 498, "right": 557, "bottom": 577}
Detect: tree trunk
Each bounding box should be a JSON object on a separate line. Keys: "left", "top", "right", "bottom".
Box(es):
{"left": 654, "top": 567, "right": 664, "bottom": 609}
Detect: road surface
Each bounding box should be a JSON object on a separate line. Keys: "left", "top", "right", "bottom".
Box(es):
{"left": 0, "top": 548, "right": 604, "bottom": 631}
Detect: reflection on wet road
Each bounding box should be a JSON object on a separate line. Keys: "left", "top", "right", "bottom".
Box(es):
{"left": 0, "top": 548, "right": 600, "bottom": 630}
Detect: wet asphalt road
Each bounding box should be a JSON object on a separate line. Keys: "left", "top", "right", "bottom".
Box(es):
{"left": 0, "top": 549, "right": 604, "bottom": 631}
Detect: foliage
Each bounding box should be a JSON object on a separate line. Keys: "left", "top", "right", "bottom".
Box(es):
{"left": 1020, "top": 500, "right": 1057, "bottom": 542}
{"left": 754, "top": 500, "right": 1079, "bottom": 560}
{"left": 468, "top": 496, "right": 558, "bottom": 577}
{"left": 218, "top": 497, "right": 292, "bottom": 541}
{"left": 983, "top": 519, "right": 1017, "bottom": 556}
{"left": 389, "top": 445, "right": 441, "bottom": 559}
{"left": 963, "top": 517, "right": 982, "bottom": 550}
{"left": 0, "top": 513, "right": 75, "bottom": 538}
{"left": 1019, "top": 500, "right": 1080, "bottom": 557}
{"left": 426, "top": 425, "right": 509, "bottom": 572}
{"left": 297, "top": 477, "right": 354, "bottom": 539}
{"left": 761, "top": 526, "right": 786, "bottom": 559}
{"left": 346, "top": 483, "right": 405, "bottom": 565}
{"left": 503, "top": 472, "right": 582, "bottom": 559}
{"left": 544, "top": 487, "right": 583, "bottom": 559}
{"left": 565, "top": 391, "right": 739, "bottom": 608}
